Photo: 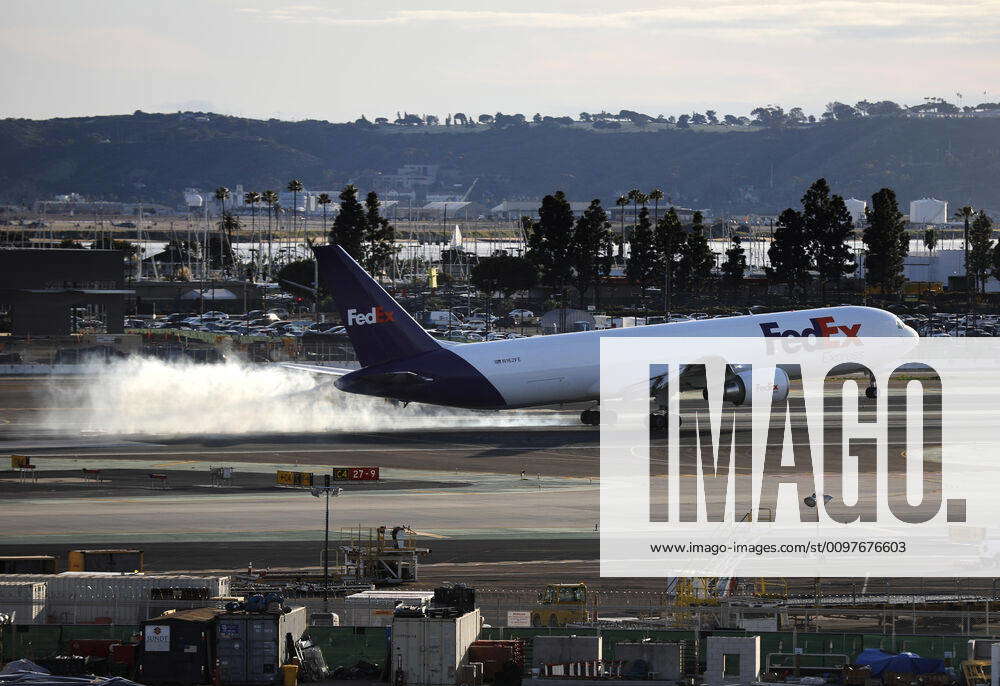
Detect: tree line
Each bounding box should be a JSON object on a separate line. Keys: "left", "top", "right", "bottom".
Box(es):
{"left": 354, "top": 98, "right": 1000, "bottom": 130}
{"left": 768, "top": 179, "right": 999, "bottom": 300}
{"left": 470, "top": 190, "right": 748, "bottom": 311}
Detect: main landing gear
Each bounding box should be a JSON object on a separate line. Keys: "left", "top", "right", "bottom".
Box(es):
{"left": 579, "top": 408, "right": 676, "bottom": 429}
{"left": 866, "top": 371, "right": 877, "bottom": 399}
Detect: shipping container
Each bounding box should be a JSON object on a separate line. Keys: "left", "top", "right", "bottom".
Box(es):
{"left": 468, "top": 640, "right": 524, "bottom": 680}
{"left": 216, "top": 607, "right": 308, "bottom": 685}
{"left": 140, "top": 607, "right": 223, "bottom": 686}
{"left": 0, "top": 556, "right": 57, "bottom": 574}
{"left": 0, "top": 573, "right": 229, "bottom": 625}
{"left": 345, "top": 590, "right": 434, "bottom": 627}
{"left": 68, "top": 549, "right": 144, "bottom": 573}
{"left": 391, "top": 609, "right": 482, "bottom": 686}
{"left": 0, "top": 581, "right": 46, "bottom": 624}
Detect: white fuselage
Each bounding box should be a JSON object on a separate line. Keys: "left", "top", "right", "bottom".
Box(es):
{"left": 447, "top": 306, "right": 915, "bottom": 408}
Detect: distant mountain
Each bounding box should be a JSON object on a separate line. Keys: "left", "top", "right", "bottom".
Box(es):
{"left": 1, "top": 111, "right": 999, "bottom": 214}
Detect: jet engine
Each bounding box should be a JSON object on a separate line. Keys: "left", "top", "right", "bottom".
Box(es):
{"left": 707, "top": 367, "right": 790, "bottom": 406}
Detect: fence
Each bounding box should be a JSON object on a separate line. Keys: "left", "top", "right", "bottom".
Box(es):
{"left": 0, "top": 618, "right": 993, "bottom": 670}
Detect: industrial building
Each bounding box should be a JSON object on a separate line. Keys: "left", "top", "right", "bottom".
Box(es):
{"left": 856, "top": 248, "right": 1000, "bottom": 292}
{"left": 0, "top": 248, "right": 132, "bottom": 335}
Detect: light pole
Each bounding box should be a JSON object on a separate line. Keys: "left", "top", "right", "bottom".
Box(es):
{"left": 311, "top": 476, "right": 343, "bottom": 612}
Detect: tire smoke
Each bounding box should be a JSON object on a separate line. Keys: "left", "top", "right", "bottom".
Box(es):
{"left": 43, "top": 357, "right": 574, "bottom": 436}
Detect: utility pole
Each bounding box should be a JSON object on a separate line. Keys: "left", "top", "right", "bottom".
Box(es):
{"left": 311, "top": 477, "right": 342, "bottom": 613}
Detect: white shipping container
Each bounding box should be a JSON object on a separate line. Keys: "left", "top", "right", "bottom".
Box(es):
{"left": 390, "top": 609, "right": 482, "bottom": 686}
{"left": 345, "top": 590, "right": 434, "bottom": 627}
{"left": 0, "top": 581, "right": 47, "bottom": 625}
{"left": 0, "top": 574, "right": 229, "bottom": 625}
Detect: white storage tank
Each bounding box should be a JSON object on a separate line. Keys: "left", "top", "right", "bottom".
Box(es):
{"left": 390, "top": 609, "right": 482, "bottom": 686}
{"left": 910, "top": 197, "right": 948, "bottom": 224}
{"left": 183, "top": 190, "right": 204, "bottom": 208}
{"left": 0, "top": 581, "right": 46, "bottom": 624}
{"left": 844, "top": 198, "right": 867, "bottom": 226}
{"left": 345, "top": 590, "right": 434, "bottom": 627}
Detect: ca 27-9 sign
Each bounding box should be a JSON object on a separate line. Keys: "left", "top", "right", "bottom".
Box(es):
{"left": 331, "top": 467, "right": 379, "bottom": 481}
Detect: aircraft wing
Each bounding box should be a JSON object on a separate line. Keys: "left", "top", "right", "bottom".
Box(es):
{"left": 279, "top": 363, "right": 355, "bottom": 376}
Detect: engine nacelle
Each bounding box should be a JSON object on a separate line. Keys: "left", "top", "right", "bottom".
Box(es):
{"left": 713, "top": 367, "right": 790, "bottom": 406}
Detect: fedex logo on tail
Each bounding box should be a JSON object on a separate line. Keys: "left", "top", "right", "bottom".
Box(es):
{"left": 347, "top": 306, "right": 396, "bottom": 326}
{"left": 760, "top": 316, "right": 861, "bottom": 337}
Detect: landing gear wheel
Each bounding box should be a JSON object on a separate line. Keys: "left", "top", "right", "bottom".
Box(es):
{"left": 650, "top": 413, "right": 667, "bottom": 431}
{"left": 865, "top": 385, "right": 877, "bottom": 399}
{"left": 580, "top": 409, "right": 600, "bottom": 426}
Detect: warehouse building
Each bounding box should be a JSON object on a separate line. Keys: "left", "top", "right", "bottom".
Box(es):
{"left": 0, "top": 248, "right": 132, "bottom": 335}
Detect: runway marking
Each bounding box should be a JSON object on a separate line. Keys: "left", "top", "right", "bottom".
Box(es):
{"left": 12, "top": 447, "right": 597, "bottom": 458}
{"left": 79, "top": 498, "right": 146, "bottom": 503}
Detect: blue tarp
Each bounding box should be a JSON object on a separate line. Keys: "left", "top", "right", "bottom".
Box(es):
{"left": 854, "top": 649, "right": 946, "bottom": 676}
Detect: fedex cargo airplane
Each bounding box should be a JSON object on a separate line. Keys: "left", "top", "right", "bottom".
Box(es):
{"left": 285, "top": 245, "right": 919, "bottom": 426}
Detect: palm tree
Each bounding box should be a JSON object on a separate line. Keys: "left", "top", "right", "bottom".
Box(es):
{"left": 214, "top": 187, "right": 230, "bottom": 216}
{"left": 626, "top": 188, "right": 640, "bottom": 226}
{"left": 649, "top": 188, "right": 663, "bottom": 222}
{"left": 262, "top": 190, "right": 278, "bottom": 277}
{"left": 211, "top": 187, "right": 230, "bottom": 276}
{"left": 317, "top": 192, "right": 333, "bottom": 235}
{"left": 287, "top": 179, "right": 304, "bottom": 248}
{"left": 616, "top": 195, "right": 628, "bottom": 262}
{"left": 245, "top": 191, "right": 261, "bottom": 277}
{"left": 956, "top": 205, "right": 974, "bottom": 317}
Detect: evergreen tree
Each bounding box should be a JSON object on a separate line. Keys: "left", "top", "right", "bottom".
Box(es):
{"left": 362, "top": 191, "right": 399, "bottom": 277}
{"left": 721, "top": 235, "right": 748, "bottom": 291}
{"left": 968, "top": 210, "right": 994, "bottom": 294}
{"left": 862, "top": 188, "right": 909, "bottom": 296}
{"left": 470, "top": 252, "right": 538, "bottom": 299}
{"left": 525, "top": 191, "right": 575, "bottom": 291}
{"left": 766, "top": 208, "right": 812, "bottom": 298}
{"left": 677, "top": 211, "right": 715, "bottom": 291}
{"left": 923, "top": 227, "right": 938, "bottom": 253}
{"left": 625, "top": 207, "right": 658, "bottom": 294}
{"left": 654, "top": 207, "right": 685, "bottom": 311}
{"left": 330, "top": 184, "right": 366, "bottom": 260}
{"left": 802, "top": 178, "right": 855, "bottom": 296}
{"left": 570, "top": 199, "right": 613, "bottom": 306}
{"left": 217, "top": 212, "right": 240, "bottom": 273}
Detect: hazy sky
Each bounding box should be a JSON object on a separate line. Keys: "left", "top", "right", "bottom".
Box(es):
{"left": 2, "top": 0, "right": 999, "bottom": 121}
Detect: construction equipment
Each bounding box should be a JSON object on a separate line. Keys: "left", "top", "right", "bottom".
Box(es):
{"left": 961, "top": 660, "right": 990, "bottom": 686}
{"left": 531, "top": 583, "right": 590, "bottom": 627}
{"left": 337, "top": 525, "right": 430, "bottom": 585}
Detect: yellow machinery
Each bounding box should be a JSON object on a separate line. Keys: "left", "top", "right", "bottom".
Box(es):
{"left": 68, "top": 549, "right": 143, "bottom": 573}
{"left": 531, "top": 583, "right": 590, "bottom": 627}
{"left": 962, "top": 660, "right": 990, "bottom": 686}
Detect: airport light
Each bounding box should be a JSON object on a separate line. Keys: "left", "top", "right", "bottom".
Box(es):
{"left": 311, "top": 477, "right": 343, "bottom": 611}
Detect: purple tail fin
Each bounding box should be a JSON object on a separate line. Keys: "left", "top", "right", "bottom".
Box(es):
{"left": 313, "top": 244, "right": 440, "bottom": 367}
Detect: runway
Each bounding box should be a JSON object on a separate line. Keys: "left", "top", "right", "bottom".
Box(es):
{"left": 0, "top": 372, "right": 959, "bottom": 588}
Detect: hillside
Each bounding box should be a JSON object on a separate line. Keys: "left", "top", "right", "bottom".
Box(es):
{"left": 1, "top": 112, "right": 999, "bottom": 214}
